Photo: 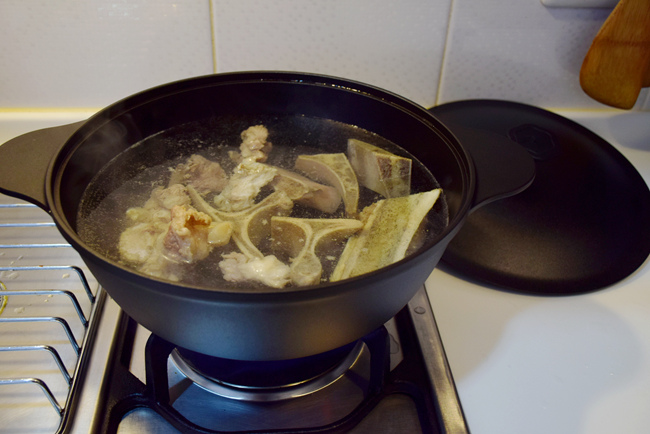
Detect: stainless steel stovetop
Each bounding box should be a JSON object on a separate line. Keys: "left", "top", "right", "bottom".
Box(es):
{"left": 0, "top": 193, "right": 468, "bottom": 434}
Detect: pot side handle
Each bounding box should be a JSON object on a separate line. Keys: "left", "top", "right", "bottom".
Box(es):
{"left": 448, "top": 123, "right": 536, "bottom": 211}
{"left": 0, "top": 121, "right": 84, "bottom": 211}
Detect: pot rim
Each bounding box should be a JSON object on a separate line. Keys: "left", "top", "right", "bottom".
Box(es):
{"left": 45, "top": 71, "right": 475, "bottom": 299}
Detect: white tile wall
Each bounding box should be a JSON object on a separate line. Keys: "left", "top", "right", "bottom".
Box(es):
{"left": 0, "top": 0, "right": 213, "bottom": 108}
{"left": 439, "top": 0, "right": 616, "bottom": 108}
{"left": 0, "top": 0, "right": 646, "bottom": 112}
{"left": 211, "top": 0, "right": 450, "bottom": 109}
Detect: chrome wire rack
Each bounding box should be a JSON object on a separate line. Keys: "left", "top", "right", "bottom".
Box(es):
{"left": 0, "top": 196, "right": 104, "bottom": 434}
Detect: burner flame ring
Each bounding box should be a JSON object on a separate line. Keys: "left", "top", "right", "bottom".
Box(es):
{"left": 170, "top": 341, "right": 365, "bottom": 402}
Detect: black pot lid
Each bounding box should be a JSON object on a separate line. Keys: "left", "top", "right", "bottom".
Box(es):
{"left": 429, "top": 100, "right": 650, "bottom": 295}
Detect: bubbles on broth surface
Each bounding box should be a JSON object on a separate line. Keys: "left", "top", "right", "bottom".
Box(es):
{"left": 77, "top": 114, "right": 447, "bottom": 290}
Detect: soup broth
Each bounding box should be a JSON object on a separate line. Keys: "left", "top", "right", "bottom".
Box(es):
{"left": 77, "top": 115, "right": 448, "bottom": 290}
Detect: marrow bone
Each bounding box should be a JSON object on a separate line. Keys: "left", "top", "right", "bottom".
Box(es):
{"left": 347, "top": 138, "right": 411, "bottom": 198}
{"left": 294, "top": 153, "right": 359, "bottom": 217}
{"left": 271, "top": 216, "right": 363, "bottom": 286}
{"left": 188, "top": 186, "right": 293, "bottom": 260}
{"left": 271, "top": 167, "right": 342, "bottom": 214}
{"left": 331, "top": 189, "right": 441, "bottom": 281}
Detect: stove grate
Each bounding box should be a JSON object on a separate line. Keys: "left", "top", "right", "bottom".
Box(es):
{"left": 0, "top": 197, "right": 105, "bottom": 434}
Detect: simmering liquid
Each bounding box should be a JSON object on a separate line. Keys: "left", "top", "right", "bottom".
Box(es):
{"left": 77, "top": 114, "right": 447, "bottom": 290}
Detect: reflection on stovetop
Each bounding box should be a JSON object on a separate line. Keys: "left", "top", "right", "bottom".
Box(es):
{"left": 94, "top": 287, "right": 467, "bottom": 434}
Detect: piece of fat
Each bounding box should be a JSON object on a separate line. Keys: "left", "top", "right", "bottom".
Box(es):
{"left": 347, "top": 138, "right": 412, "bottom": 198}
{"left": 330, "top": 189, "right": 441, "bottom": 281}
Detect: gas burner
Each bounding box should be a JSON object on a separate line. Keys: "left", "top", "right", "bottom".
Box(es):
{"left": 95, "top": 287, "right": 468, "bottom": 433}
{"left": 171, "top": 340, "right": 366, "bottom": 402}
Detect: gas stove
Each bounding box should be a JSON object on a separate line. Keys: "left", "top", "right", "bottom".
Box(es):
{"left": 5, "top": 107, "right": 646, "bottom": 434}
{"left": 0, "top": 193, "right": 468, "bottom": 433}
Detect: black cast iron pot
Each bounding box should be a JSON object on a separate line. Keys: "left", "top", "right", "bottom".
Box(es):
{"left": 0, "top": 72, "right": 534, "bottom": 361}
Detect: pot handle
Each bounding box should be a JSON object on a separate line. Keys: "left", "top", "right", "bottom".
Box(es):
{"left": 447, "top": 123, "right": 536, "bottom": 211}
{"left": 0, "top": 121, "right": 84, "bottom": 211}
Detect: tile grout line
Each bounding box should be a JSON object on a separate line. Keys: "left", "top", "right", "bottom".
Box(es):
{"left": 435, "top": 0, "right": 456, "bottom": 107}
{"left": 209, "top": 0, "right": 218, "bottom": 74}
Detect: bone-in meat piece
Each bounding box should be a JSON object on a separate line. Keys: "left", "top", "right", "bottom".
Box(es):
{"left": 190, "top": 187, "right": 294, "bottom": 287}
{"left": 149, "top": 183, "right": 192, "bottom": 211}
{"left": 330, "top": 189, "right": 441, "bottom": 281}
{"left": 294, "top": 153, "right": 359, "bottom": 217}
{"left": 219, "top": 252, "right": 290, "bottom": 289}
{"left": 188, "top": 186, "right": 293, "bottom": 260}
{"left": 118, "top": 188, "right": 232, "bottom": 282}
{"left": 119, "top": 184, "right": 192, "bottom": 267}
{"left": 229, "top": 124, "right": 274, "bottom": 164}
{"left": 347, "top": 138, "right": 411, "bottom": 198}
{"left": 168, "top": 154, "right": 229, "bottom": 195}
{"left": 240, "top": 124, "right": 273, "bottom": 162}
{"left": 271, "top": 167, "right": 342, "bottom": 213}
{"left": 162, "top": 205, "right": 227, "bottom": 264}
{"left": 271, "top": 216, "right": 363, "bottom": 286}
{"left": 119, "top": 222, "right": 166, "bottom": 266}
{"left": 213, "top": 160, "right": 278, "bottom": 212}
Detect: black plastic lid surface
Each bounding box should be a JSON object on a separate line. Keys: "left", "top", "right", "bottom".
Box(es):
{"left": 429, "top": 100, "right": 650, "bottom": 295}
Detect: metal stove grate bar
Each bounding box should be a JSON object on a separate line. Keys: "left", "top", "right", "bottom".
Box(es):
{"left": 0, "top": 345, "right": 72, "bottom": 383}
{"left": 0, "top": 282, "right": 94, "bottom": 325}
{"left": 0, "top": 197, "right": 104, "bottom": 433}
{"left": 0, "top": 314, "right": 82, "bottom": 355}
{"left": 0, "top": 377, "right": 64, "bottom": 416}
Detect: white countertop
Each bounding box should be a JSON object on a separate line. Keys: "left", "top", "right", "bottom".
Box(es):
{"left": 1, "top": 108, "right": 649, "bottom": 434}
{"left": 426, "top": 110, "right": 650, "bottom": 434}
